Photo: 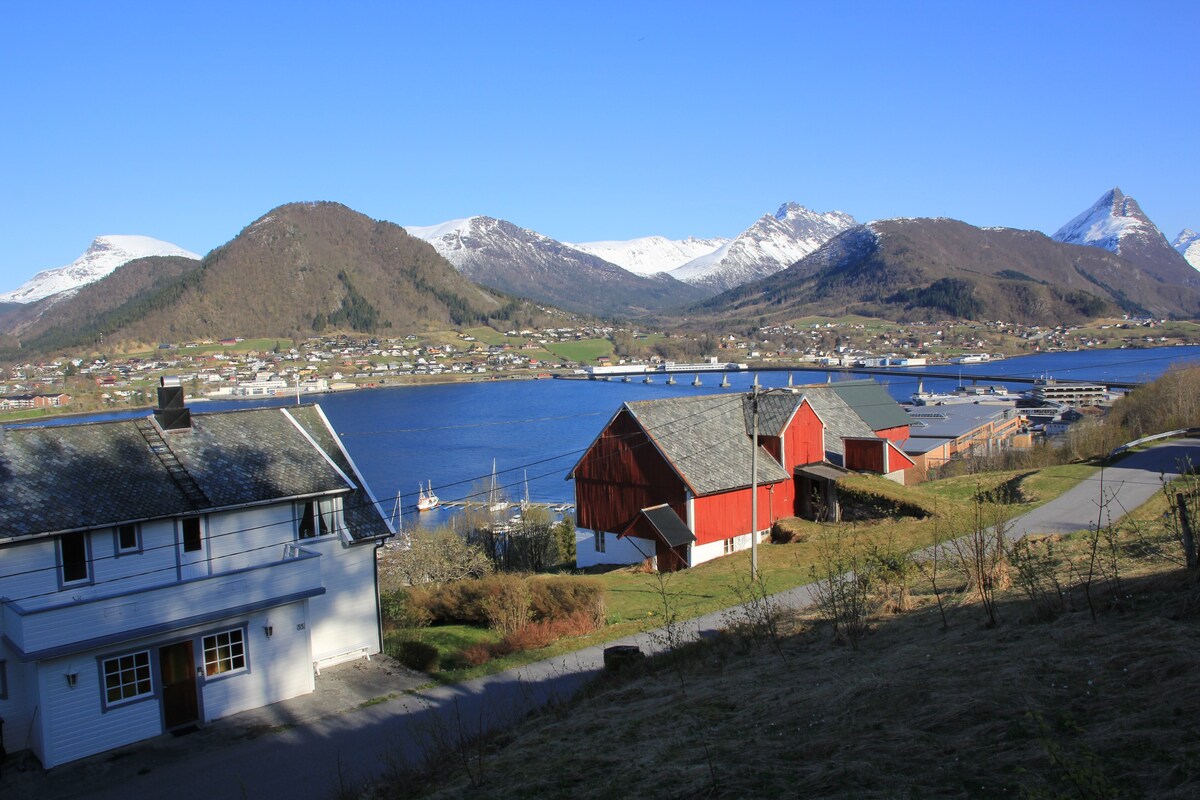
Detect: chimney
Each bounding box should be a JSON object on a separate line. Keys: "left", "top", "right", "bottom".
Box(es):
{"left": 154, "top": 376, "right": 191, "bottom": 431}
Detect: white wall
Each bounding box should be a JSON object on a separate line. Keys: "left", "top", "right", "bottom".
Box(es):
{"left": 690, "top": 530, "right": 764, "bottom": 568}
{"left": 304, "top": 538, "right": 381, "bottom": 667}
{"left": 574, "top": 528, "right": 654, "bottom": 569}
{"left": 34, "top": 599, "right": 314, "bottom": 768}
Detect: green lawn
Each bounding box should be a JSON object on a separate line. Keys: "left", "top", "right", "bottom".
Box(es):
{"left": 544, "top": 339, "right": 613, "bottom": 363}
{"left": 390, "top": 464, "right": 1100, "bottom": 682}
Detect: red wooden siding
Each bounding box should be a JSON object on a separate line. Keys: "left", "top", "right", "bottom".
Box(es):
{"left": 876, "top": 424, "right": 910, "bottom": 443}
{"left": 693, "top": 482, "right": 783, "bottom": 544}
{"left": 844, "top": 438, "right": 886, "bottom": 473}
{"left": 886, "top": 442, "right": 916, "bottom": 471}
{"left": 573, "top": 408, "right": 688, "bottom": 534}
{"left": 781, "top": 401, "right": 824, "bottom": 470}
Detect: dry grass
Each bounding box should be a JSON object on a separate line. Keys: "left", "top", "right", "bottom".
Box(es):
{"left": 368, "top": 483, "right": 1200, "bottom": 799}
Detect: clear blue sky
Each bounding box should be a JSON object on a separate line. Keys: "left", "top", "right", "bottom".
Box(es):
{"left": 2, "top": 1, "right": 1196, "bottom": 289}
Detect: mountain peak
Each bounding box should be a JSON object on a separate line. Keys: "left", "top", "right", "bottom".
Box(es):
{"left": 1053, "top": 189, "right": 1197, "bottom": 286}
{"left": 0, "top": 235, "right": 200, "bottom": 304}
{"left": 1174, "top": 228, "right": 1200, "bottom": 272}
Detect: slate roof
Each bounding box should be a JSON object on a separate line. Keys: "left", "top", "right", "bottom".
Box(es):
{"left": 798, "top": 387, "right": 876, "bottom": 464}
{"left": 620, "top": 381, "right": 909, "bottom": 492}
{"left": 830, "top": 380, "right": 913, "bottom": 431}
{"left": 624, "top": 504, "right": 695, "bottom": 547}
{"left": 0, "top": 405, "right": 390, "bottom": 542}
{"left": 624, "top": 394, "right": 791, "bottom": 496}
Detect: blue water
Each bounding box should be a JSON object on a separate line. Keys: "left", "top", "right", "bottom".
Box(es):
{"left": 16, "top": 346, "right": 1200, "bottom": 531}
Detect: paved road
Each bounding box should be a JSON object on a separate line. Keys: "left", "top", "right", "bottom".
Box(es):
{"left": 13, "top": 439, "right": 1200, "bottom": 800}
{"left": 1007, "top": 438, "right": 1200, "bottom": 539}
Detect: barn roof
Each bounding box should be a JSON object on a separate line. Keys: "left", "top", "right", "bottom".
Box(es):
{"left": 624, "top": 394, "right": 791, "bottom": 496}
{"left": 830, "top": 380, "right": 913, "bottom": 431}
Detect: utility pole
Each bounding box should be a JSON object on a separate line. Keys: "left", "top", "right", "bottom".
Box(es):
{"left": 750, "top": 383, "right": 759, "bottom": 581}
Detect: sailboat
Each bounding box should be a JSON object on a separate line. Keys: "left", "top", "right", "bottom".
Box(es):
{"left": 417, "top": 480, "right": 440, "bottom": 512}
{"left": 488, "top": 460, "right": 507, "bottom": 513}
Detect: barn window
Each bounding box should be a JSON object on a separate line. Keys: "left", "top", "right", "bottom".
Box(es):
{"left": 595, "top": 531, "right": 606, "bottom": 553}
{"left": 723, "top": 538, "right": 735, "bottom": 555}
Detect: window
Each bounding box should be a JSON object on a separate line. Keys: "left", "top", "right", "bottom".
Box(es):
{"left": 298, "top": 498, "right": 341, "bottom": 539}
{"left": 723, "top": 537, "right": 735, "bottom": 555}
{"left": 60, "top": 531, "right": 90, "bottom": 585}
{"left": 0, "top": 659, "right": 7, "bottom": 700}
{"left": 115, "top": 523, "right": 140, "bottom": 554}
{"left": 203, "top": 629, "right": 246, "bottom": 677}
{"left": 595, "top": 531, "right": 606, "bottom": 553}
{"left": 102, "top": 651, "right": 152, "bottom": 705}
{"left": 182, "top": 517, "right": 202, "bottom": 552}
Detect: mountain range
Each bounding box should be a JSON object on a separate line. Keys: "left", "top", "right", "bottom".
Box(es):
{"left": 1, "top": 189, "right": 1197, "bottom": 355}
{"left": 0, "top": 203, "right": 554, "bottom": 355}
{"left": 693, "top": 212, "right": 1200, "bottom": 326}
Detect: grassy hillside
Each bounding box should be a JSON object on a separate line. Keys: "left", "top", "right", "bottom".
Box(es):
{"left": 372, "top": 478, "right": 1200, "bottom": 799}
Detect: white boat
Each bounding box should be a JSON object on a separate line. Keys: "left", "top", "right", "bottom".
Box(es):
{"left": 417, "top": 481, "right": 440, "bottom": 512}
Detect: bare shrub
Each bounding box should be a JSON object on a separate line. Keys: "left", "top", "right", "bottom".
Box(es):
{"left": 1006, "top": 535, "right": 1067, "bottom": 622}
{"left": 809, "top": 528, "right": 875, "bottom": 649}
{"left": 867, "top": 533, "right": 918, "bottom": 614}
{"left": 723, "top": 572, "right": 788, "bottom": 660}
{"left": 948, "top": 495, "right": 1011, "bottom": 627}
{"left": 379, "top": 526, "right": 493, "bottom": 591}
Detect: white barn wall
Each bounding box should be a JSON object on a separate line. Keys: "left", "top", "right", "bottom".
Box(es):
{"left": 574, "top": 528, "right": 652, "bottom": 569}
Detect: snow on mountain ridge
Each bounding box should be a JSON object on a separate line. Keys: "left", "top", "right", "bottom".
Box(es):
{"left": 566, "top": 235, "right": 729, "bottom": 274}
{"left": 1052, "top": 187, "right": 1154, "bottom": 251}
{"left": 1175, "top": 228, "right": 1200, "bottom": 272}
{"left": 0, "top": 235, "right": 201, "bottom": 304}
{"left": 668, "top": 202, "right": 857, "bottom": 291}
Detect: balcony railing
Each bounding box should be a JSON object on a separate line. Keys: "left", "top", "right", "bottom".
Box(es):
{"left": 2, "top": 546, "right": 322, "bottom": 660}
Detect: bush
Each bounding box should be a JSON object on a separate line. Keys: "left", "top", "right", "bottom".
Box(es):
{"left": 381, "top": 590, "right": 433, "bottom": 631}
{"left": 400, "top": 574, "right": 608, "bottom": 629}
{"left": 482, "top": 579, "right": 533, "bottom": 635}
{"left": 393, "top": 639, "right": 440, "bottom": 672}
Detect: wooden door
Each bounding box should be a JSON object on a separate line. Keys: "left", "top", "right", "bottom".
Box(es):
{"left": 159, "top": 641, "right": 199, "bottom": 729}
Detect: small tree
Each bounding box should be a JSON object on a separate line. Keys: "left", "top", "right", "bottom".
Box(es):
{"left": 948, "top": 494, "right": 1011, "bottom": 627}
{"left": 379, "top": 527, "right": 493, "bottom": 591}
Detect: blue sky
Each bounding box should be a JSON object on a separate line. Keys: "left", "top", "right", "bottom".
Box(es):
{"left": 2, "top": 1, "right": 1196, "bottom": 289}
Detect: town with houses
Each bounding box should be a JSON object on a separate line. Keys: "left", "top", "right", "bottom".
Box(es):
{"left": 0, "top": 315, "right": 1186, "bottom": 417}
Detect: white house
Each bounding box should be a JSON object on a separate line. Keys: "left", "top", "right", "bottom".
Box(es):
{"left": 0, "top": 382, "right": 392, "bottom": 767}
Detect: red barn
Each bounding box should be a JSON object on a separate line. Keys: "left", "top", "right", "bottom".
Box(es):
{"left": 569, "top": 380, "right": 913, "bottom": 571}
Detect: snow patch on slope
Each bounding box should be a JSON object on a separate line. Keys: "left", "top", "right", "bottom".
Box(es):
{"left": 0, "top": 235, "right": 201, "bottom": 303}
{"left": 566, "top": 235, "right": 729, "bottom": 275}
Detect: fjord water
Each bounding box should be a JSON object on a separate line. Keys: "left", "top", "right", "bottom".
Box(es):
{"left": 20, "top": 346, "right": 1200, "bottom": 531}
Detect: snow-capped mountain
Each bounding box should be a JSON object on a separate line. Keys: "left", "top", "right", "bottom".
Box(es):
{"left": 404, "top": 216, "right": 709, "bottom": 315}
{"left": 1174, "top": 229, "right": 1200, "bottom": 272}
{"left": 668, "top": 203, "right": 857, "bottom": 292}
{"left": 0, "top": 235, "right": 200, "bottom": 304}
{"left": 1052, "top": 188, "right": 1197, "bottom": 286}
{"left": 566, "top": 235, "right": 729, "bottom": 275}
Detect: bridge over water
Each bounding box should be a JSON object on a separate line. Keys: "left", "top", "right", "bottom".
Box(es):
{"left": 564, "top": 363, "right": 1145, "bottom": 390}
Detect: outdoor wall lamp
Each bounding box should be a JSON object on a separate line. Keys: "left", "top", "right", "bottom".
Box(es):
{"left": 263, "top": 621, "right": 274, "bottom": 639}
{"left": 65, "top": 670, "right": 79, "bottom": 688}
